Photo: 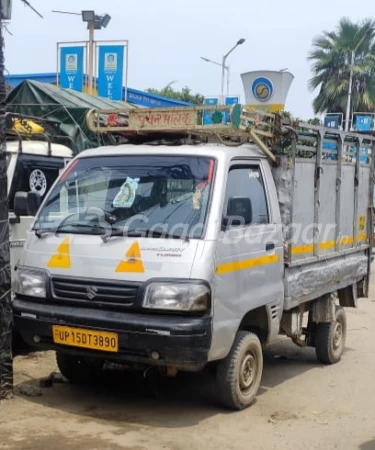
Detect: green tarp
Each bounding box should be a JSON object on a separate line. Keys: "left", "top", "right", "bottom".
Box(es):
{"left": 6, "top": 80, "right": 138, "bottom": 153}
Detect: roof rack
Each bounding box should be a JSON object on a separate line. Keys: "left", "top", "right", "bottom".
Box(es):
{"left": 86, "top": 104, "right": 279, "bottom": 162}
{"left": 5, "top": 112, "right": 76, "bottom": 153}
{"left": 85, "top": 105, "right": 375, "bottom": 164}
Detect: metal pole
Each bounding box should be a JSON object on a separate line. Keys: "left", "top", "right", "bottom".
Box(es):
{"left": 221, "top": 56, "right": 226, "bottom": 105}
{"left": 125, "top": 40, "right": 129, "bottom": 102}
{"left": 345, "top": 50, "right": 355, "bottom": 132}
{"left": 227, "top": 65, "right": 230, "bottom": 97}
{"left": 88, "top": 21, "right": 95, "bottom": 95}
{"left": 0, "top": 4, "right": 13, "bottom": 400}
{"left": 56, "top": 42, "right": 59, "bottom": 86}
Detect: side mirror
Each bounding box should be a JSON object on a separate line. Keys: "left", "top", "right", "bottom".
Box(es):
{"left": 27, "top": 191, "right": 42, "bottom": 216}
{"left": 14, "top": 192, "right": 28, "bottom": 217}
{"left": 222, "top": 197, "right": 253, "bottom": 228}
{"left": 14, "top": 191, "right": 41, "bottom": 217}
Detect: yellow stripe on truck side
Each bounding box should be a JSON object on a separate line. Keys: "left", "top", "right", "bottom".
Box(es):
{"left": 216, "top": 254, "right": 279, "bottom": 276}
{"left": 216, "top": 233, "right": 369, "bottom": 275}
{"left": 291, "top": 234, "right": 367, "bottom": 256}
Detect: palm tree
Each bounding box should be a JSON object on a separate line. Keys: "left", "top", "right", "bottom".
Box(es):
{"left": 308, "top": 18, "right": 375, "bottom": 118}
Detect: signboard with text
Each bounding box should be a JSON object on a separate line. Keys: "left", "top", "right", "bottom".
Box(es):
{"left": 98, "top": 45, "right": 125, "bottom": 101}
{"left": 59, "top": 46, "right": 84, "bottom": 92}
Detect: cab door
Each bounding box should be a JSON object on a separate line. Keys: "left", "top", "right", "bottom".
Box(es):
{"left": 211, "top": 160, "right": 284, "bottom": 360}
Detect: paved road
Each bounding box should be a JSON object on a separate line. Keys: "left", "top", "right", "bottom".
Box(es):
{"left": 1, "top": 280, "right": 375, "bottom": 450}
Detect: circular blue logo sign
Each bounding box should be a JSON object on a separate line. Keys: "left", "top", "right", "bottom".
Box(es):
{"left": 252, "top": 77, "right": 274, "bottom": 102}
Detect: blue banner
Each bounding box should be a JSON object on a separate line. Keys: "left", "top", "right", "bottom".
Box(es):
{"left": 355, "top": 115, "right": 372, "bottom": 132}
{"left": 224, "top": 96, "right": 239, "bottom": 124}
{"left": 98, "top": 45, "right": 125, "bottom": 101}
{"left": 203, "top": 98, "right": 219, "bottom": 125}
{"left": 324, "top": 115, "right": 340, "bottom": 129}
{"left": 60, "top": 47, "right": 84, "bottom": 92}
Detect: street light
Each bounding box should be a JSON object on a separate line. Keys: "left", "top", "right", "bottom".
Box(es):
{"left": 81, "top": 10, "right": 95, "bottom": 22}
{"left": 82, "top": 11, "right": 111, "bottom": 95}
{"left": 345, "top": 35, "right": 367, "bottom": 132}
{"left": 201, "top": 38, "right": 245, "bottom": 102}
{"left": 221, "top": 38, "right": 245, "bottom": 101}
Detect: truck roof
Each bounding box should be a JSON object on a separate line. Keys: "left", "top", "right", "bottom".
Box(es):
{"left": 6, "top": 140, "right": 73, "bottom": 158}
{"left": 76, "top": 143, "right": 266, "bottom": 162}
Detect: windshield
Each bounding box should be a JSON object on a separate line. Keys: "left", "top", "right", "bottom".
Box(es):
{"left": 34, "top": 154, "right": 215, "bottom": 239}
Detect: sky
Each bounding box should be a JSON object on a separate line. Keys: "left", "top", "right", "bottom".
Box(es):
{"left": 4, "top": 0, "right": 375, "bottom": 118}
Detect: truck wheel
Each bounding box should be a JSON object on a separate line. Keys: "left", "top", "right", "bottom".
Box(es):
{"left": 216, "top": 331, "right": 263, "bottom": 410}
{"left": 315, "top": 306, "right": 347, "bottom": 365}
{"left": 56, "top": 351, "right": 104, "bottom": 384}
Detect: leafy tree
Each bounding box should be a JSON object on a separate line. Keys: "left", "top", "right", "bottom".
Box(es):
{"left": 308, "top": 18, "right": 375, "bottom": 115}
{"left": 146, "top": 82, "right": 204, "bottom": 105}
{"left": 307, "top": 117, "right": 321, "bottom": 126}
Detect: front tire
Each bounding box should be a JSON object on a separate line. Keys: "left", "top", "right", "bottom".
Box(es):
{"left": 56, "top": 352, "right": 104, "bottom": 383}
{"left": 315, "top": 306, "right": 347, "bottom": 365}
{"left": 216, "top": 331, "right": 263, "bottom": 410}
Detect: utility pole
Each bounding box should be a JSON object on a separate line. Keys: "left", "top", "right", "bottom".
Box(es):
{"left": 221, "top": 39, "right": 245, "bottom": 103}
{"left": 0, "top": 0, "right": 13, "bottom": 400}
{"left": 345, "top": 50, "right": 355, "bottom": 132}
{"left": 201, "top": 38, "right": 245, "bottom": 104}
{"left": 345, "top": 34, "right": 367, "bottom": 132}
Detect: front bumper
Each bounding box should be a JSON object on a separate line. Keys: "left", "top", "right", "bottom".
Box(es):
{"left": 12, "top": 298, "right": 212, "bottom": 371}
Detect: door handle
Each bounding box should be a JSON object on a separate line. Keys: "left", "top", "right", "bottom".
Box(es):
{"left": 265, "top": 242, "right": 275, "bottom": 251}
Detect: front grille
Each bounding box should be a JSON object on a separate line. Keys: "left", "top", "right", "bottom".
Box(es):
{"left": 51, "top": 277, "right": 140, "bottom": 310}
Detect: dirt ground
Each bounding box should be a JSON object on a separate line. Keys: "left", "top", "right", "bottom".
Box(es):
{"left": 1, "top": 281, "right": 375, "bottom": 450}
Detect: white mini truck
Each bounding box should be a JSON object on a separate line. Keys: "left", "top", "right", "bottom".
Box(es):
{"left": 12, "top": 106, "right": 375, "bottom": 410}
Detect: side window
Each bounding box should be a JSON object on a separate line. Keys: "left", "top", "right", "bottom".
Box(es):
{"left": 8, "top": 156, "right": 65, "bottom": 211}
{"left": 224, "top": 165, "right": 269, "bottom": 225}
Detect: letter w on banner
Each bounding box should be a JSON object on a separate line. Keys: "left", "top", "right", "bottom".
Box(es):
{"left": 98, "top": 45, "right": 125, "bottom": 101}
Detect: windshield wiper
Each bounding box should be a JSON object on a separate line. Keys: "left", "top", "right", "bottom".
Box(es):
{"left": 35, "top": 225, "right": 190, "bottom": 243}
{"left": 34, "top": 223, "right": 105, "bottom": 239}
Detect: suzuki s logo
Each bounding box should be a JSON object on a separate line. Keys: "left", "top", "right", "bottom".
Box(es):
{"left": 252, "top": 77, "right": 274, "bottom": 102}
{"left": 86, "top": 286, "right": 98, "bottom": 300}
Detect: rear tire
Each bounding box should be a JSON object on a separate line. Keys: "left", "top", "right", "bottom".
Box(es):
{"left": 56, "top": 352, "right": 104, "bottom": 383}
{"left": 315, "top": 306, "right": 347, "bottom": 365}
{"left": 216, "top": 331, "right": 263, "bottom": 410}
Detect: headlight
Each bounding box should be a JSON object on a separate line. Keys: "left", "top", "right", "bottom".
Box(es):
{"left": 143, "top": 283, "right": 210, "bottom": 312}
{"left": 14, "top": 268, "right": 47, "bottom": 298}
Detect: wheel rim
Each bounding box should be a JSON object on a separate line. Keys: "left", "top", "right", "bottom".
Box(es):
{"left": 333, "top": 321, "right": 343, "bottom": 350}
{"left": 239, "top": 351, "right": 257, "bottom": 395}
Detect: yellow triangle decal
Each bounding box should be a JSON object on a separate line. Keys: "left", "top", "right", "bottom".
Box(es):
{"left": 116, "top": 242, "right": 144, "bottom": 273}
{"left": 47, "top": 236, "right": 71, "bottom": 269}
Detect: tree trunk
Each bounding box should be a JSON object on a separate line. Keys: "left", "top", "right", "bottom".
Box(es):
{"left": 0, "top": 5, "right": 13, "bottom": 400}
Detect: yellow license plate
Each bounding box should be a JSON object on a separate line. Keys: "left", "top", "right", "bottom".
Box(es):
{"left": 52, "top": 325, "right": 118, "bottom": 353}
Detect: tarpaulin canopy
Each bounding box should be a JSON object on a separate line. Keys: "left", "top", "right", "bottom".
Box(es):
{"left": 6, "top": 80, "right": 139, "bottom": 153}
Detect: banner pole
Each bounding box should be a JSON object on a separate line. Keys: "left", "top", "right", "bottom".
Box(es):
{"left": 88, "top": 21, "right": 95, "bottom": 95}
{"left": 125, "top": 41, "right": 129, "bottom": 103}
